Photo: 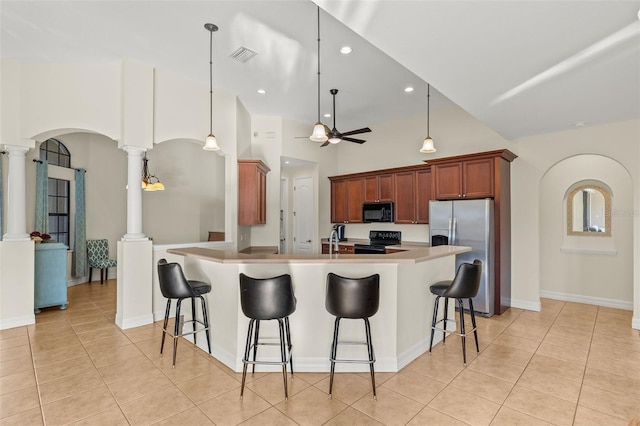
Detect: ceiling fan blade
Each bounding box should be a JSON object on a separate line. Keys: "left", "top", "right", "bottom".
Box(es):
{"left": 320, "top": 140, "right": 330, "bottom": 147}
{"left": 341, "top": 136, "right": 366, "bottom": 144}
{"left": 340, "top": 127, "right": 372, "bottom": 137}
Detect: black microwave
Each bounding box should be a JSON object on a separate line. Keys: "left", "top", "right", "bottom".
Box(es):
{"left": 362, "top": 202, "right": 394, "bottom": 223}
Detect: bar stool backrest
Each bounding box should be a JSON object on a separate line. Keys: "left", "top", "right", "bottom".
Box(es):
{"left": 443, "top": 259, "right": 482, "bottom": 299}
{"left": 239, "top": 273, "right": 296, "bottom": 320}
{"left": 157, "top": 259, "right": 198, "bottom": 299}
{"left": 325, "top": 273, "right": 380, "bottom": 319}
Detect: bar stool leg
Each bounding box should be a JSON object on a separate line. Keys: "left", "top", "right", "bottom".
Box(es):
{"left": 364, "top": 318, "right": 377, "bottom": 400}
{"left": 160, "top": 299, "right": 171, "bottom": 355}
{"left": 429, "top": 296, "right": 440, "bottom": 353}
{"left": 329, "top": 317, "right": 341, "bottom": 398}
{"left": 252, "top": 320, "right": 260, "bottom": 374}
{"left": 443, "top": 297, "right": 449, "bottom": 344}
{"left": 173, "top": 299, "right": 183, "bottom": 367}
{"left": 191, "top": 297, "right": 197, "bottom": 346}
{"left": 469, "top": 298, "right": 480, "bottom": 354}
{"left": 241, "top": 319, "right": 255, "bottom": 399}
{"left": 278, "top": 318, "right": 289, "bottom": 400}
{"left": 285, "top": 316, "right": 294, "bottom": 375}
{"left": 200, "top": 295, "right": 212, "bottom": 355}
{"left": 457, "top": 298, "right": 467, "bottom": 366}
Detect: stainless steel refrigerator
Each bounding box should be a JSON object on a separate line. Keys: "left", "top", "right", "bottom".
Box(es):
{"left": 429, "top": 199, "right": 495, "bottom": 317}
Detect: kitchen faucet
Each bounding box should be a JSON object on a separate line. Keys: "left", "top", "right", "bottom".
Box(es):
{"left": 329, "top": 229, "right": 340, "bottom": 256}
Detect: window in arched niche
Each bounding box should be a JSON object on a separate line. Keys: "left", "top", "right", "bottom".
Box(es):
{"left": 39, "top": 138, "right": 71, "bottom": 167}
{"left": 566, "top": 182, "right": 611, "bottom": 237}
{"left": 39, "top": 138, "right": 71, "bottom": 246}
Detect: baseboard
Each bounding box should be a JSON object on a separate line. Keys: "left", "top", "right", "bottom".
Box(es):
{"left": 0, "top": 314, "right": 35, "bottom": 330}
{"left": 510, "top": 298, "right": 542, "bottom": 312}
{"left": 632, "top": 316, "right": 640, "bottom": 330}
{"left": 116, "top": 313, "right": 154, "bottom": 330}
{"left": 539, "top": 290, "right": 633, "bottom": 311}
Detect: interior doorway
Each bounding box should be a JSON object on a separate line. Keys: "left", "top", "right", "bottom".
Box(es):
{"left": 293, "top": 176, "right": 314, "bottom": 254}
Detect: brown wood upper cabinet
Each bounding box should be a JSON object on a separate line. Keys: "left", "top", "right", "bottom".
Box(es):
{"left": 363, "top": 173, "right": 394, "bottom": 203}
{"left": 238, "top": 160, "right": 270, "bottom": 225}
{"left": 429, "top": 151, "right": 516, "bottom": 200}
{"left": 331, "top": 178, "right": 363, "bottom": 223}
{"left": 393, "top": 168, "right": 431, "bottom": 224}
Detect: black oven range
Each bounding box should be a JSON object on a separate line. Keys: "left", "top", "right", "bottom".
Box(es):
{"left": 354, "top": 230, "right": 402, "bottom": 254}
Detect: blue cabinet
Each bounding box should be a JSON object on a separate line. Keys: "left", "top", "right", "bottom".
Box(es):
{"left": 34, "top": 243, "right": 68, "bottom": 313}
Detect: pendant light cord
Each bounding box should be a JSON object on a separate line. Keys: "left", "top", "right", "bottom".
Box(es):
{"left": 209, "top": 27, "right": 213, "bottom": 135}
{"left": 427, "top": 84, "right": 431, "bottom": 137}
{"left": 316, "top": 6, "right": 321, "bottom": 123}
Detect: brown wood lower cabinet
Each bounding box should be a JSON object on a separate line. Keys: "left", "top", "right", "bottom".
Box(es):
{"left": 321, "top": 243, "right": 354, "bottom": 254}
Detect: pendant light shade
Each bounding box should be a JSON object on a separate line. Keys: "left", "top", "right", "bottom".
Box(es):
{"left": 420, "top": 84, "right": 437, "bottom": 153}
{"left": 204, "top": 23, "right": 221, "bottom": 151}
{"left": 309, "top": 6, "right": 328, "bottom": 142}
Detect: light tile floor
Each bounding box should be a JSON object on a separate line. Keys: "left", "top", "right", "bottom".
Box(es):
{"left": 1, "top": 280, "right": 640, "bottom": 425}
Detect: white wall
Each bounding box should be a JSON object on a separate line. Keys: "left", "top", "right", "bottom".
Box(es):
{"left": 143, "top": 140, "right": 225, "bottom": 244}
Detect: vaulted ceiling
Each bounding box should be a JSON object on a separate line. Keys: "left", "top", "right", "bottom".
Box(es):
{"left": 2, "top": 1, "right": 638, "bottom": 141}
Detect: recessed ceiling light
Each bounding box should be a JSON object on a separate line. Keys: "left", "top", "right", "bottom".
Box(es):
{"left": 324, "top": 113, "right": 331, "bottom": 118}
{"left": 340, "top": 46, "right": 352, "bottom": 54}
{"left": 404, "top": 86, "right": 414, "bottom": 93}
{"left": 257, "top": 89, "right": 266, "bottom": 94}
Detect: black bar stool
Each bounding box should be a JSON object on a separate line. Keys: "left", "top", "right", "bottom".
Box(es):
{"left": 325, "top": 272, "right": 380, "bottom": 400}
{"left": 428, "top": 259, "right": 482, "bottom": 366}
{"left": 239, "top": 273, "right": 296, "bottom": 400}
{"left": 157, "top": 259, "right": 212, "bottom": 367}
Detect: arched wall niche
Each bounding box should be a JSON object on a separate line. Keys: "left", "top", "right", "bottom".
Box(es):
{"left": 539, "top": 154, "right": 634, "bottom": 308}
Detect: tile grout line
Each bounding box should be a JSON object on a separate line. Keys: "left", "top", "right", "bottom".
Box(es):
{"left": 479, "top": 303, "right": 561, "bottom": 425}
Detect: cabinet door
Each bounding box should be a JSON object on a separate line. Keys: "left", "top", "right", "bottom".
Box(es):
{"left": 238, "top": 160, "right": 270, "bottom": 225}
{"left": 415, "top": 168, "right": 432, "bottom": 223}
{"left": 394, "top": 171, "right": 416, "bottom": 224}
{"left": 363, "top": 176, "right": 379, "bottom": 203}
{"left": 331, "top": 180, "right": 348, "bottom": 223}
{"left": 433, "top": 163, "right": 462, "bottom": 199}
{"left": 378, "top": 174, "right": 395, "bottom": 201}
{"left": 462, "top": 158, "right": 494, "bottom": 198}
{"left": 346, "top": 178, "right": 364, "bottom": 223}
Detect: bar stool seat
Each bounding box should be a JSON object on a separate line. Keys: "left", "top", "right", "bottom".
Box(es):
{"left": 157, "top": 259, "right": 212, "bottom": 367}
{"left": 428, "top": 259, "right": 482, "bottom": 366}
{"left": 239, "top": 273, "right": 296, "bottom": 400}
{"left": 325, "top": 272, "right": 380, "bottom": 399}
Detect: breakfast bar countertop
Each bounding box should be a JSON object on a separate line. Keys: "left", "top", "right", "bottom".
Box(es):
{"left": 167, "top": 244, "right": 470, "bottom": 264}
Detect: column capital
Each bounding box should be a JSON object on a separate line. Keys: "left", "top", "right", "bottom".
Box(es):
{"left": 122, "top": 146, "right": 146, "bottom": 157}
{"left": 3, "top": 145, "right": 30, "bottom": 156}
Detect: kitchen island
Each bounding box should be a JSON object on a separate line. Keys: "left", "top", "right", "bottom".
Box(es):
{"left": 164, "top": 244, "right": 470, "bottom": 372}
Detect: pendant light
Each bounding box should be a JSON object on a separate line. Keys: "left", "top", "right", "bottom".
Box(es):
{"left": 203, "top": 23, "right": 221, "bottom": 151}
{"left": 420, "top": 84, "right": 437, "bottom": 153}
{"left": 309, "top": 6, "right": 328, "bottom": 142}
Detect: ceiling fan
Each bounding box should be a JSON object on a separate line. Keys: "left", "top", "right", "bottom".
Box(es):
{"left": 321, "top": 89, "right": 371, "bottom": 147}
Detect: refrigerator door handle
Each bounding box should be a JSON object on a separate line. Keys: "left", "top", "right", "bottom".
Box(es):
{"left": 448, "top": 217, "right": 453, "bottom": 243}
{"left": 452, "top": 217, "right": 457, "bottom": 245}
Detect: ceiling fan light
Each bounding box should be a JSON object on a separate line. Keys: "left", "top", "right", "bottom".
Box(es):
{"left": 204, "top": 134, "right": 220, "bottom": 151}
{"left": 310, "top": 122, "right": 328, "bottom": 142}
{"left": 420, "top": 136, "right": 436, "bottom": 153}
{"left": 328, "top": 136, "right": 341, "bottom": 144}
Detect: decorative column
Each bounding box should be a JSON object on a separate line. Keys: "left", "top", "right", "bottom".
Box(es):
{"left": 122, "top": 146, "right": 147, "bottom": 241}
{"left": 3, "top": 145, "right": 30, "bottom": 241}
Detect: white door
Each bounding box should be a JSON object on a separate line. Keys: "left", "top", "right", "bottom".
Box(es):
{"left": 280, "top": 178, "right": 288, "bottom": 254}
{"left": 293, "top": 176, "right": 314, "bottom": 254}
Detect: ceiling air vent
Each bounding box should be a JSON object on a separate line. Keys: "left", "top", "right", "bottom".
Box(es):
{"left": 229, "top": 46, "right": 257, "bottom": 63}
